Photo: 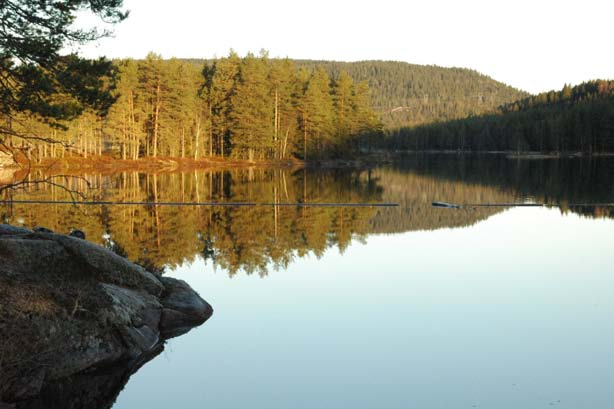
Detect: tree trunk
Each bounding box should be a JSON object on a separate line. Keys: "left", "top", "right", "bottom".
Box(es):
{"left": 220, "top": 131, "right": 224, "bottom": 158}
{"left": 303, "top": 118, "right": 308, "bottom": 161}
{"left": 209, "top": 104, "right": 213, "bottom": 157}
{"left": 274, "top": 88, "right": 278, "bottom": 159}
{"left": 181, "top": 127, "right": 186, "bottom": 159}
{"left": 194, "top": 116, "right": 201, "bottom": 160}
{"left": 153, "top": 81, "right": 161, "bottom": 158}
{"left": 282, "top": 128, "right": 289, "bottom": 159}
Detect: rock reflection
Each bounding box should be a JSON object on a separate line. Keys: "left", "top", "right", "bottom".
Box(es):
{"left": 8, "top": 346, "right": 164, "bottom": 409}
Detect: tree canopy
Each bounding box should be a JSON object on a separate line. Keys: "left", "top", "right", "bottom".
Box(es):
{"left": 5, "top": 53, "right": 383, "bottom": 161}
{"left": 0, "top": 0, "right": 127, "bottom": 135}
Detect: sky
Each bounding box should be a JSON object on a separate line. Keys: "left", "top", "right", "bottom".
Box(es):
{"left": 76, "top": 0, "right": 614, "bottom": 94}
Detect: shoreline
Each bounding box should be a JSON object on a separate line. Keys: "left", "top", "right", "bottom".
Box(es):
{"left": 368, "top": 150, "right": 614, "bottom": 160}
{"left": 0, "top": 154, "right": 384, "bottom": 175}
{"left": 1, "top": 150, "right": 614, "bottom": 177}
{"left": 33, "top": 155, "right": 303, "bottom": 172}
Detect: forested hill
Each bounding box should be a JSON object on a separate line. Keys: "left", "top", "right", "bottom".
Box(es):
{"left": 183, "top": 59, "right": 528, "bottom": 128}
{"left": 382, "top": 80, "right": 614, "bottom": 153}
{"left": 295, "top": 61, "right": 528, "bottom": 128}
{"left": 3, "top": 54, "right": 531, "bottom": 162}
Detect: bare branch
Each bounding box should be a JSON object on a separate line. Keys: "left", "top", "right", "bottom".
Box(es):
{"left": 0, "top": 174, "right": 91, "bottom": 203}
{"left": 0, "top": 119, "right": 75, "bottom": 149}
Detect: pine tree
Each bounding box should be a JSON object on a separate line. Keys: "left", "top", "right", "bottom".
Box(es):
{"left": 298, "top": 67, "right": 334, "bottom": 160}
{"left": 139, "top": 53, "right": 165, "bottom": 158}
{"left": 332, "top": 70, "right": 355, "bottom": 156}
{"left": 352, "top": 80, "right": 382, "bottom": 152}
{"left": 229, "top": 52, "right": 273, "bottom": 161}
{"left": 203, "top": 51, "right": 240, "bottom": 157}
{"left": 106, "top": 59, "right": 143, "bottom": 160}
{"left": 268, "top": 58, "right": 299, "bottom": 159}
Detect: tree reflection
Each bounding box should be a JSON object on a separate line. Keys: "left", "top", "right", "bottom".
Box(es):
{"left": 1, "top": 156, "right": 613, "bottom": 275}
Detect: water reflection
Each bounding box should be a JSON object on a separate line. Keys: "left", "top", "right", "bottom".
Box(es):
{"left": 8, "top": 346, "right": 165, "bottom": 409}
{"left": 1, "top": 156, "right": 613, "bottom": 275}
{"left": 2, "top": 156, "right": 614, "bottom": 408}
{"left": 116, "top": 207, "right": 614, "bottom": 409}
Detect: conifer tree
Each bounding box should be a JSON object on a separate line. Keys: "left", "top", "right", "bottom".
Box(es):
{"left": 298, "top": 67, "right": 334, "bottom": 159}
{"left": 268, "top": 58, "right": 299, "bottom": 159}
{"left": 332, "top": 70, "right": 355, "bottom": 155}
{"left": 229, "top": 52, "right": 273, "bottom": 161}
{"left": 139, "top": 53, "right": 166, "bottom": 158}
{"left": 203, "top": 51, "right": 240, "bottom": 157}
{"left": 106, "top": 59, "right": 142, "bottom": 159}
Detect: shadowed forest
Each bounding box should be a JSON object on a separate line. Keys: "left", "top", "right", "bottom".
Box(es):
{"left": 383, "top": 80, "right": 614, "bottom": 153}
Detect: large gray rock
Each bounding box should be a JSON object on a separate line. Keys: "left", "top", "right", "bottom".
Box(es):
{"left": 0, "top": 233, "right": 164, "bottom": 295}
{"left": 0, "top": 227, "right": 213, "bottom": 408}
{"left": 0, "top": 224, "right": 31, "bottom": 235}
{"left": 159, "top": 277, "right": 214, "bottom": 338}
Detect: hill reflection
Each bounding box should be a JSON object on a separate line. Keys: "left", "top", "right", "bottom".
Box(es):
{"left": 1, "top": 156, "right": 612, "bottom": 274}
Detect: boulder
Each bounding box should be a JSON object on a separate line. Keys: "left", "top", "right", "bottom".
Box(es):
{"left": 0, "top": 226, "right": 213, "bottom": 408}
{"left": 68, "top": 229, "right": 86, "bottom": 240}
{"left": 0, "top": 224, "right": 31, "bottom": 235}
{"left": 159, "top": 276, "right": 213, "bottom": 338}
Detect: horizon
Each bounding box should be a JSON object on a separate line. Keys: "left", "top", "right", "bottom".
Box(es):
{"left": 101, "top": 52, "right": 610, "bottom": 95}
{"left": 74, "top": 0, "right": 614, "bottom": 95}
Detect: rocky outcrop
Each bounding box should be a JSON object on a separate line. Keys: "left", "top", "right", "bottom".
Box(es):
{"left": 0, "top": 225, "right": 213, "bottom": 408}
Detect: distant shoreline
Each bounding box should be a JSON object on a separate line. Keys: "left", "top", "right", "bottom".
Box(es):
{"left": 1, "top": 151, "right": 614, "bottom": 177}
{"left": 370, "top": 150, "right": 614, "bottom": 160}
{"left": 3, "top": 155, "right": 303, "bottom": 172}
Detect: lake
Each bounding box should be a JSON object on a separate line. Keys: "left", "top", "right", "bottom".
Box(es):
{"left": 2, "top": 155, "right": 614, "bottom": 409}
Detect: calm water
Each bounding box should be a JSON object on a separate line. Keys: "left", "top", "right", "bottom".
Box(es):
{"left": 2, "top": 155, "right": 614, "bottom": 408}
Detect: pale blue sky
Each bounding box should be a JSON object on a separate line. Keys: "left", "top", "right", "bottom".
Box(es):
{"left": 77, "top": 0, "right": 614, "bottom": 94}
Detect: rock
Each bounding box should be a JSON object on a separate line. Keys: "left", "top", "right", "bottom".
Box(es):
{"left": 50, "top": 233, "right": 165, "bottom": 296}
{"left": 22, "top": 345, "right": 165, "bottom": 409}
{"left": 3, "top": 370, "right": 45, "bottom": 403}
{"left": 0, "top": 224, "right": 31, "bottom": 235}
{"left": 68, "top": 229, "right": 86, "bottom": 240}
{"left": 0, "top": 226, "right": 213, "bottom": 407}
{"left": 0, "top": 238, "right": 69, "bottom": 277}
{"left": 159, "top": 277, "right": 214, "bottom": 338}
{"left": 33, "top": 226, "right": 54, "bottom": 234}
{"left": 100, "top": 283, "right": 162, "bottom": 355}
